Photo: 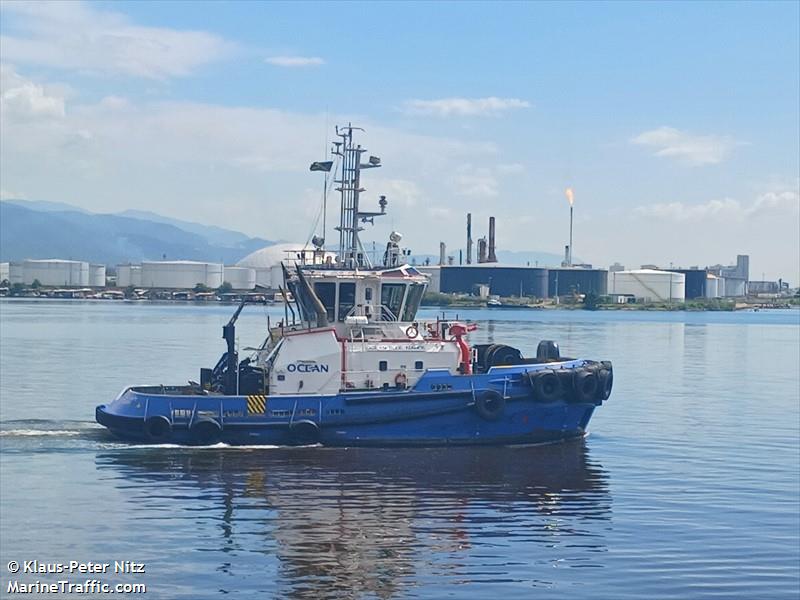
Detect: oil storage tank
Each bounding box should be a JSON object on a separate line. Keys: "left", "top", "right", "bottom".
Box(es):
{"left": 89, "top": 264, "right": 106, "bottom": 287}
{"left": 116, "top": 264, "right": 141, "bottom": 287}
{"left": 223, "top": 266, "right": 256, "bottom": 290}
{"left": 22, "top": 259, "right": 89, "bottom": 287}
{"left": 548, "top": 268, "right": 608, "bottom": 297}
{"left": 609, "top": 269, "right": 685, "bottom": 302}
{"left": 140, "top": 261, "right": 223, "bottom": 289}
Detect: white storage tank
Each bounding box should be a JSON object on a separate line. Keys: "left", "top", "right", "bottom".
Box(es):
{"left": 223, "top": 266, "right": 256, "bottom": 290}
{"left": 608, "top": 269, "right": 685, "bottom": 302}
{"left": 9, "top": 262, "right": 23, "bottom": 284}
{"left": 0, "top": 262, "right": 8, "bottom": 283}
{"left": 116, "top": 264, "right": 142, "bottom": 287}
{"left": 140, "top": 261, "right": 223, "bottom": 289}
{"left": 89, "top": 264, "right": 106, "bottom": 287}
{"left": 238, "top": 243, "right": 336, "bottom": 290}
{"left": 22, "top": 259, "right": 89, "bottom": 287}
{"left": 705, "top": 273, "right": 720, "bottom": 298}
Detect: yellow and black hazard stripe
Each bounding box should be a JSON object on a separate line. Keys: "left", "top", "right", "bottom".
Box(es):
{"left": 247, "top": 395, "right": 267, "bottom": 415}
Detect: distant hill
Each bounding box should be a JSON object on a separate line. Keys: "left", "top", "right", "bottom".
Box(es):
{"left": 0, "top": 201, "right": 274, "bottom": 265}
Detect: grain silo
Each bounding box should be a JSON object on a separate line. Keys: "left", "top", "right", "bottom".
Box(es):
{"left": 89, "top": 264, "right": 106, "bottom": 287}
{"left": 22, "top": 259, "right": 89, "bottom": 287}
{"left": 608, "top": 269, "right": 685, "bottom": 302}
{"left": 223, "top": 266, "right": 256, "bottom": 290}
{"left": 140, "top": 261, "right": 223, "bottom": 289}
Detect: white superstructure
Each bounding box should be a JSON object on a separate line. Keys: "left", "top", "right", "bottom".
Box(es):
{"left": 238, "top": 243, "right": 336, "bottom": 289}
{"left": 609, "top": 269, "right": 685, "bottom": 302}
{"left": 140, "top": 261, "right": 223, "bottom": 289}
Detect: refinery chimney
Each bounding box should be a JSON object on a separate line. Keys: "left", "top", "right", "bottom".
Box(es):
{"left": 439, "top": 242, "right": 446, "bottom": 266}
{"left": 488, "top": 216, "right": 497, "bottom": 263}
{"left": 477, "top": 237, "right": 488, "bottom": 263}
{"left": 466, "top": 213, "right": 473, "bottom": 265}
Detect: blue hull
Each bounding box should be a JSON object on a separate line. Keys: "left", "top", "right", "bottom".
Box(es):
{"left": 96, "top": 364, "right": 608, "bottom": 447}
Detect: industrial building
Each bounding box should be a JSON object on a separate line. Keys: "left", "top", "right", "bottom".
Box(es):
{"left": 140, "top": 261, "right": 223, "bottom": 289}
{"left": 440, "top": 265, "right": 549, "bottom": 298}
{"left": 708, "top": 255, "right": 749, "bottom": 297}
{"left": 548, "top": 268, "right": 608, "bottom": 297}
{"left": 0, "top": 262, "right": 8, "bottom": 283}
{"left": 223, "top": 266, "right": 256, "bottom": 290}
{"left": 667, "top": 269, "right": 708, "bottom": 299}
{"left": 608, "top": 269, "right": 686, "bottom": 302}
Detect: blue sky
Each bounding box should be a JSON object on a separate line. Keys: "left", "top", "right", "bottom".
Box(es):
{"left": 1, "top": 1, "right": 798, "bottom": 280}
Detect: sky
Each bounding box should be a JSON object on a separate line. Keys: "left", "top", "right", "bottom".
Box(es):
{"left": 1, "top": 0, "right": 798, "bottom": 280}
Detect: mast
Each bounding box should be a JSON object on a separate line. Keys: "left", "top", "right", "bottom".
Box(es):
{"left": 331, "top": 125, "right": 385, "bottom": 268}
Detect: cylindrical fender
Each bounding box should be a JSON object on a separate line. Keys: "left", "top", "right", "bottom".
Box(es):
{"left": 532, "top": 370, "right": 561, "bottom": 402}
{"left": 573, "top": 369, "right": 599, "bottom": 403}
{"left": 189, "top": 419, "right": 222, "bottom": 445}
{"left": 144, "top": 416, "right": 172, "bottom": 443}
{"left": 474, "top": 390, "right": 506, "bottom": 421}
{"left": 598, "top": 368, "right": 614, "bottom": 400}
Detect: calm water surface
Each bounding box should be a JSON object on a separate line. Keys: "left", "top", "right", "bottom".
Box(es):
{"left": 1, "top": 300, "right": 798, "bottom": 599}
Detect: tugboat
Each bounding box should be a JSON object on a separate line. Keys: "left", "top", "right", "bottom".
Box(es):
{"left": 96, "top": 126, "right": 613, "bottom": 446}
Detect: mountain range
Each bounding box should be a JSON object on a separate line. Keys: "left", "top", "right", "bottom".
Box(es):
{"left": 0, "top": 200, "right": 274, "bottom": 266}
{"left": 1, "top": 199, "right": 567, "bottom": 268}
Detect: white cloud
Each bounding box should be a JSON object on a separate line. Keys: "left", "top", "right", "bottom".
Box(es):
{"left": 403, "top": 97, "right": 530, "bottom": 117}
{"left": 0, "top": 64, "right": 65, "bottom": 119}
{"left": 0, "top": 1, "right": 236, "bottom": 79}
{"left": 449, "top": 167, "right": 499, "bottom": 198}
{"left": 635, "top": 188, "right": 799, "bottom": 222}
{"left": 631, "top": 126, "right": 739, "bottom": 166}
{"left": 264, "top": 56, "right": 324, "bottom": 68}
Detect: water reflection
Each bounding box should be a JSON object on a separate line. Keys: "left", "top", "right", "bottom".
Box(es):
{"left": 96, "top": 442, "right": 610, "bottom": 598}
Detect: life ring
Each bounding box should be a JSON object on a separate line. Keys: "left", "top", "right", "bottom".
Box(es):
{"left": 532, "top": 370, "right": 561, "bottom": 402}
{"left": 189, "top": 419, "right": 222, "bottom": 445}
{"left": 144, "top": 416, "right": 172, "bottom": 443}
{"left": 394, "top": 372, "right": 408, "bottom": 388}
{"left": 597, "top": 368, "right": 613, "bottom": 400}
{"left": 474, "top": 390, "right": 505, "bottom": 421}
{"left": 573, "top": 369, "right": 599, "bottom": 403}
{"left": 405, "top": 325, "right": 419, "bottom": 339}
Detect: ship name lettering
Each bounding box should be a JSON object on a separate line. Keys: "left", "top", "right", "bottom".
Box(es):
{"left": 286, "top": 363, "right": 329, "bottom": 373}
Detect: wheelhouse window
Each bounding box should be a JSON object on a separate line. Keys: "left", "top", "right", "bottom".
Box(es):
{"left": 402, "top": 283, "right": 426, "bottom": 321}
{"left": 313, "top": 282, "right": 336, "bottom": 322}
{"left": 338, "top": 282, "right": 356, "bottom": 321}
{"left": 380, "top": 283, "right": 406, "bottom": 321}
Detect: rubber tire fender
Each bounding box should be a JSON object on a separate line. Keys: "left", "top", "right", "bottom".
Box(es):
{"left": 290, "top": 420, "right": 321, "bottom": 446}
{"left": 474, "top": 389, "right": 506, "bottom": 421}
{"left": 573, "top": 369, "right": 599, "bottom": 403}
{"left": 532, "top": 370, "right": 561, "bottom": 402}
{"left": 597, "top": 368, "right": 613, "bottom": 400}
{"left": 189, "top": 419, "right": 222, "bottom": 446}
{"left": 144, "top": 416, "right": 172, "bottom": 443}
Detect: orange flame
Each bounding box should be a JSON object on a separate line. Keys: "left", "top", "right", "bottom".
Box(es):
{"left": 565, "top": 187, "right": 574, "bottom": 207}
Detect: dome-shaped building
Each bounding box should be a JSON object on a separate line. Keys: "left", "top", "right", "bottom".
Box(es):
{"left": 237, "top": 243, "right": 336, "bottom": 289}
